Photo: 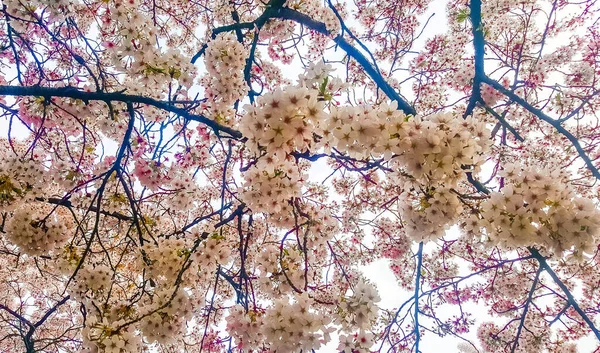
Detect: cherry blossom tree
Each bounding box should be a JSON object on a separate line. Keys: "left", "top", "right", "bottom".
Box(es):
{"left": 0, "top": 0, "right": 600, "bottom": 352}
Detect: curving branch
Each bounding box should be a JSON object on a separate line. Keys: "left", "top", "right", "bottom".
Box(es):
{"left": 528, "top": 247, "right": 600, "bottom": 341}
{"left": 273, "top": 8, "right": 417, "bottom": 116}
{"left": 0, "top": 85, "right": 242, "bottom": 139}
{"left": 481, "top": 77, "right": 600, "bottom": 180}
{"left": 465, "top": 0, "right": 599, "bottom": 180}
{"left": 413, "top": 241, "right": 424, "bottom": 352}
{"left": 510, "top": 266, "right": 542, "bottom": 352}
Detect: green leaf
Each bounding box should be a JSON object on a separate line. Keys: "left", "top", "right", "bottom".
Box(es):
{"left": 457, "top": 9, "right": 469, "bottom": 23}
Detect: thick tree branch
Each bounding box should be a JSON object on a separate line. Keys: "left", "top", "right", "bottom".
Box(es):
{"left": 274, "top": 8, "right": 416, "bottom": 116}
{"left": 528, "top": 247, "right": 600, "bottom": 341}
{"left": 482, "top": 77, "right": 600, "bottom": 180}
{"left": 36, "top": 197, "right": 133, "bottom": 221}
{"left": 464, "top": 0, "right": 485, "bottom": 117}
{"left": 511, "top": 266, "right": 542, "bottom": 352}
{"left": 0, "top": 85, "right": 242, "bottom": 139}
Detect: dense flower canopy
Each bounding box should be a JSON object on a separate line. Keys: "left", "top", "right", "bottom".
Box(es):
{"left": 0, "top": 0, "right": 600, "bottom": 352}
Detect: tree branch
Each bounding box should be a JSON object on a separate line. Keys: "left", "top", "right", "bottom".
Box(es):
{"left": 481, "top": 77, "right": 600, "bottom": 180}
{"left": 528, "top": 247, "right": 600, "bottom": 341}
{"left": 273, "top": 8, "right": 416, "bottom": 115}
{"left": 511, "top": 266, "right": 542, "bottom": 352}
{"left": 0, "top": 85, "right": 242, "bottom": 139}
{"left": 414, "top": 241, "right": 424, "bottom": 352}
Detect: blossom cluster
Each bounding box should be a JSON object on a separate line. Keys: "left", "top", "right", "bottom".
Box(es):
{"left": 287, "top": 0, "right": 342, "bottom": 34}
{"left": 240, "top": 87, "right": 325, "bottom": 156}
{"left": 100, "top": 0, "right": 196, "bottom": 92}
{"left": 133, "top": 158, "right": 166, "bottom": 191}
{"left": 239, "top": 155, "right": 304, "bottom": 215}
{"left": 337, "top": 280, "right": 381, "bottom": 330}
{"left": 5, "top": 204, "right": 71, "bottom": 256}
{"left": 139, "top": 288, "right": 195, "bottom": 344}
{"left": 200, "top": 34, "right": 249, "bottom": 121}
{"left": 391, "top": 114, "right": 491, "bottom": 186}
{"left": 0, "top": 158, "right": 43, "bottom": 210}
{"left": 192, "top": 236, "right": 233, "bottom": 271}
{"left": 226, "top": 306, "right": 265, "bottom": 350}
{"left": 338, "top": 331, "right": 377, "bottom": 353}
{"left": 72, "top": 265, "right": 113, "bottom": 300}
{"left": 227, "top": 293, "right": 332, "bottom": 352}
{"left": 262, "top": 294, "right": 331, "bottom": 352}
{"left": 82, "top": 317, "right": 140, "bottom": 353}
{"left": 239, "top": 63, "right": 491, "bottom": 242}
{"left": 479, "top": 166, "right": 600, "bottom": 255}
{"left": 400, "top": 187, "right": 464, "bottom": 241}
{"left": 142, "top": 237, "right": 189, "bottom": 284}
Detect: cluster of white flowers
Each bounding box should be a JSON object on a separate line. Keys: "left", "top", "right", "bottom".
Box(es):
{"left": 401, "top": 187, "right": 464, "bottom": 241}
{"left": 227, "top": 294, "right": 334, "bottom": 352}
{"left": 479, "top": 166, "right": 600, "bottom": 255}
{"left": 297, "top": 61, "right": 346, "bottom": 93}
{"left": 325, "top": 109, "right": 488, "bottom": 241}
{"left": 262, "top": 293, "right": 331, "bottom": 352}
{"left": 389, "top": 114, "right": 490, "bottom": 241}
{"left": 100, "top": 3, "right": 196, "bottom": 92}
{"left": 140, "top": 288, "right": 194, "bottom": 344}
{"left": 167, "top": 172, "right": 199, "bottom": 211}
{"left": 322, "top": 102, "right": 406, "bottom": 159}
{"left": 287, "top": 0, "right": 341, "bottom": 34}
{"left": 72, "top": 265, "right": 112, "bottom": 300}
{"left": 337, "top": 280, "right": 381, "bottom": 330}
{"left": 5, "top": 204, "right": 71, "bottom": 256}
{"left": 239, "top": 155, "right": 304, "bottom": 215}
{"left": 200, "top": 34, "right": 248, "bottom": 121}
{"left": 128, "top": 48, "right": 196, "bottom": 90}
{"left": 303, "top": 204, "right": 339, "bottom": 247}
{"left": 192, "top": 236, "right": 233, "bottom": 269}
{"left": 0, "top": 155, "right": 46, "bottom": 210}
{"left": 240, "top": 87, "right": 325, "bottom": 155}
{"left": 239, "top": 64, "right": 491, "bottom": 242}
{"left": 392, "top": 114, "right": 491, "bottom": 186}
{"left": 82, "top": 316, "right": 140, "bottom": 353}
{"left": 225, "top": 306, "right": 264, "bottom": 350}
{"left": 142, "top": 237, "right": 188, "bottom": 284}
{"left": 337, "top": 331, "right": 376, "bottom": 353}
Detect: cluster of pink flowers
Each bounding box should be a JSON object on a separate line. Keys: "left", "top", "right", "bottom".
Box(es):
{"left": 133, "top": 159, "right": 165, "bottom": 191}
